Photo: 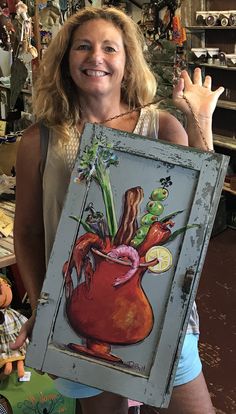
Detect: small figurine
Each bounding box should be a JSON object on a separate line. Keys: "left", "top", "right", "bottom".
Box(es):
{"left": 39, "top": 0, "right": 61, "bottom": 32}
{"left": 0, "top": 276, "right": 28, "bottom": 379}
{"left": 13, "top": 0, "right": 38, "bottom": 62}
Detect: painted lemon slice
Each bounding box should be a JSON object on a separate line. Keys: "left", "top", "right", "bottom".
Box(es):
{"left": 145, "top": 246, "right": 173, "bottom": 274}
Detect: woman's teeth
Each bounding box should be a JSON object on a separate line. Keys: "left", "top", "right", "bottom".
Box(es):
{"left": 84, "top": 70, "right": 107, "bottom": 77}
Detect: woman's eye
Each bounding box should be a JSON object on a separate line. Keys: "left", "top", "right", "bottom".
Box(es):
{"left": 77, "top": 44, "right": 91, "bottom": 51}
{"left": 104, "top": 46, "right": 116, "bottom": 53}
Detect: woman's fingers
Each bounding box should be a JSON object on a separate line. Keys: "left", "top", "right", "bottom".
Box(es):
{"left": 173, "top": 68, "right": 224, "bottom": 116}
{"left": 10, "top": 315, "right": 35, "bottom": 350}
{"left": 180, "top": 69, "right": 192, "bottom": 88}
{"left": 180, "top": 68, "right": 224, "bottom": 98}
{"left": 182, "top": 68, "right": 213, "bottom": 90}
{"left": 214, "top": 86, "right": 225, "bottom": 99}
{"left": 203, "top": 75, "right": 212, "bottom": 89}
{"left": 173, "top": 77, "right": 184, "bottom": 98}
{"left": 10, "top": 328, "right": 28, "bottom": 350}
{"left": 192, "top": 67, "right": 203, "bottom": 86}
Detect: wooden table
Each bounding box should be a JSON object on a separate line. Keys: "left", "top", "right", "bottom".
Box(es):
{"left": 0, "top": 200, "right": 16, "bottom": 268}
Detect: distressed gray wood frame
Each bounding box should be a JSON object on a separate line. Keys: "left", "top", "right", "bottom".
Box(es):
{"left": 26, "top": 123, "right": 229, "bottom": 408}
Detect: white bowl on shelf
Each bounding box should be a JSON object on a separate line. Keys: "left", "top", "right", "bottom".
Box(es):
{"left": 191, "top": 48, "right": 207, "bottom": 58}
{"left": 206, "top": 48, "right": 219, "bottom": 57}
{"left": 225, "top": 54, "right": 236, "bottom": 66}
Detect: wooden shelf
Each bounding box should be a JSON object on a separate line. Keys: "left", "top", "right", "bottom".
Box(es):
{"left": 223, "top": 183, "right": 236, "bottom": 196}
{"left": 0, "top": 251, "right": 16, "bottom": 268}
{"left": 0, "top": 200, "right": 16, "bottom": 268}
{"left": 217, "top": 100, "right": 236, "bottom": 110}
{"left": 213, "top": 134, "right": 236, "bottom": 150}
{"left": 188, "top": 62, "right": 236, "bottom": 71}
{"left": 186, "top": 26, "right": 236, "bottom": 31}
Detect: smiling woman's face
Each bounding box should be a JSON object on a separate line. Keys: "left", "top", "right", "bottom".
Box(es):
{"left": 69, "top": 18, "right": 126, "bottom": 100}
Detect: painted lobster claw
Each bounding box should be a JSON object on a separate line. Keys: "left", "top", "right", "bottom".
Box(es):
{"left": 63, "top": 232, "right": 104, "bottom": 299}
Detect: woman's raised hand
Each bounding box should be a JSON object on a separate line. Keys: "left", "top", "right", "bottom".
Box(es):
{"left": 172, "top": 67, "right": 224, "bottom": 120}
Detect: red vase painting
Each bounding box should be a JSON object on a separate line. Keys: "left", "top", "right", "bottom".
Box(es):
{"left": 62, "top": 138, "right": 197, "bottom": 362}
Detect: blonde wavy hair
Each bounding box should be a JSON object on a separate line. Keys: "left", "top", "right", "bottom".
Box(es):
{"left": 33, "top": 6, "right": 157, "bottom": 140}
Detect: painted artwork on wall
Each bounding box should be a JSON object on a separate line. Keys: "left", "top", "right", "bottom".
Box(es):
{"left": 26, "top": 123, "right": 229, "bottom": 408}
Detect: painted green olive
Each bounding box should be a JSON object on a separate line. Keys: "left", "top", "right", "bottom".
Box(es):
{"left": 135, "top": 225, "right": 150, "bottom": 239}
{"left": 146, "top": 200, "right": 164, "bottom": 216}
{"left": 140, "top": 213, "right": 157, "bottom": 226}
{"left": 151, "top": 187, "right": 169, "bottom": 201}
{"left": 130, "top": 238, "right": 142, "bottom": 248}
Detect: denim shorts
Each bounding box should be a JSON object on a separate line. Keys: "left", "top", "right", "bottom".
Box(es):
{"left": 54, "top": 333, "right": 202, "bottom": 398}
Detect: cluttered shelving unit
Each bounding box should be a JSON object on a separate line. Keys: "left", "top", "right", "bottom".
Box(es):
{"left": 186, "top": 24, "right": 236, "bottom": 146}
{"left": 182, "top": 0, "right": 236, "bottom": 229}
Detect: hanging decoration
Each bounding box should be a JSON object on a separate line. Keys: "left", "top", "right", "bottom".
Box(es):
{"left": 39, "top": 0, "right": 61, "bottom": 31}
{"left": 9, "top": 57, "right": 28, "bottom": 109}
{"left": 13, "top": 1, "right": 38, "bottom": 62}
{"left": 0, "top": 0, "right": 15, "bottom": 51}
{"left": 102, "top": 0, "right": 129, "bottom": 14}
{"left": 139, "top": 0, "right": 184, "bottom": 43}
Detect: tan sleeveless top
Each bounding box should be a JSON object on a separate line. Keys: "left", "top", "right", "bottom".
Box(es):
{"left": 42, "top": 105, "right": 199, "bottom": 334}
{"left": 42, "top": 105, "right": 159, "bottom": 263}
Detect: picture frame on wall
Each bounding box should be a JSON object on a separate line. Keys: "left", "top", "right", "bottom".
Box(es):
{"left": 25, "top": 123, "right": 229, "bottom": 408}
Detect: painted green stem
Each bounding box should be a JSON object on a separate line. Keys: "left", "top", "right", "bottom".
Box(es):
{"left": 96, "top": 159, "right": 118, "bottom": 239}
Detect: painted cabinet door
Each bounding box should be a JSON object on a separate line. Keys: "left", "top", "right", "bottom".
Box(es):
{"left": 26, "top": 123, "right": 229, "bottom": 408}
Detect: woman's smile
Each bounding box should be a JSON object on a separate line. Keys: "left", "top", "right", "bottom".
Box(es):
{"left": 81, "top": 69, "right": 110, "bottom": 77}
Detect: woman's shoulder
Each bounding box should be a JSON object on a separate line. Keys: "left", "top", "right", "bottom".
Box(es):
{"left": 17, "top": 122, "right": 41, "bottom": 165}
{"left": 158, "top": 110, "right": 188, "bottom": 145}
{"left": 159, "top": 109, "right": 179, "bottom": 124}
{"left": 21, "top": 122, "right": 40, "bottom": 142}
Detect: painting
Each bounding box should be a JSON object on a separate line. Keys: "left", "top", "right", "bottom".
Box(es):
{"left": 25, "top": 123, "right": 229, "bottom": 408}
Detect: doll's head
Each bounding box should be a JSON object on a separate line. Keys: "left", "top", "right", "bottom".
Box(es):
{"left": 15, "top": 0, "right": 28, "bottom": 20}
{"left": 0, "top": 278, "right": 12, "bottom": 310}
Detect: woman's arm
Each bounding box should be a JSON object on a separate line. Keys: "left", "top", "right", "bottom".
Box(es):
{"left": 14, "top": 123, "right": 46, "bottom": 312}
{"left": 172, "top": 67, "right": 224, "bottom": 151}
{"left": 158, "top": 110, "right": 188, "bottom": 146}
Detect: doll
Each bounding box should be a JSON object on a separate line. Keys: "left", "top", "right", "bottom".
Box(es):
{"left": 0, "top": 276, "right": 28, "bottom": 379}
{"left": 13, "top": 0, "right": 38, "bottom": 61}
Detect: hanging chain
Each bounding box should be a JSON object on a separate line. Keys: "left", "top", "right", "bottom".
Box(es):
{"left": 97, "top": 97, "right": 212, "bottom": 152}
{"left": 182, "top": 95, "right": 212, "bottom": 152}
{"left": 98, "top": 100, "right": 163, "bottom": 124}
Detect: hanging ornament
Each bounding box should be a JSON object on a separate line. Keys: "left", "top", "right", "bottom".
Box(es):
{"left": 10, "top": 57, "right": 28, "bottom": 109}
{"left": 14, "top": 1, "right": 38, "bottom": 62}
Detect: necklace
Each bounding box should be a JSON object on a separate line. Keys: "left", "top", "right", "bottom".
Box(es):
{"left": 97, "top": 97, "right": 212, "bottom": 152}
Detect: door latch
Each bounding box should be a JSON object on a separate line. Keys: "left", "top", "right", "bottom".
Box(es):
{"left": 182, "top": 269, "right": 194, "bottom": 294}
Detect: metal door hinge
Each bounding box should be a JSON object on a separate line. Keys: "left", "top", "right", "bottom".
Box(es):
{"left": 38, "top": 291, "right": 50, "bottom": 305}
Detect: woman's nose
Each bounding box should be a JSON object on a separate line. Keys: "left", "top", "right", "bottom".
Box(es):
{"left": 88, "top": 47, "right": 104, "bottom": 65}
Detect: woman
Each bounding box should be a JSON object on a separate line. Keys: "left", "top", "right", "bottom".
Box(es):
{"left": 12, "top": 6, "right": 223, "bottom": 414}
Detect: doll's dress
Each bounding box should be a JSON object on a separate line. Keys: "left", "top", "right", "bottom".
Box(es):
{"left": 0, "top": 308, "right": 28, "bottom": 368}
